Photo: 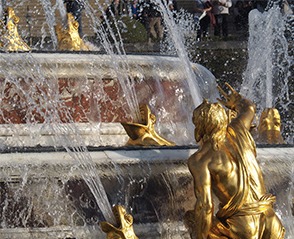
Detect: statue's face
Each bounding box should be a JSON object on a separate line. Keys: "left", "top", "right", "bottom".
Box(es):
{"left": 259, "top": 108, "right": 281, "bottom": 133}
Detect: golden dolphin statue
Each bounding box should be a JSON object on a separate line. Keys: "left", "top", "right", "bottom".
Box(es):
{"left": 0, "top": 7, "right": 30, "bottom": 51}
{"left": 121, "top": 104, "right": 175, "bottom": 146}
{"left": 100, "top": 205, "right": 138, "bottom": 239}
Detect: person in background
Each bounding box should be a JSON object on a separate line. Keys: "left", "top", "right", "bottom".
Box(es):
{"left": 167, "top": 0, "right": 178, "bottom": 11}
{"left": 251, "top": 0, "right": 268, "bottom": 12}
{"left": 233, "top": 0, "right": 252, "bottom": 32}
{"left": 167, "top": 0, "right": 177, "bottom": 19}
{"left": 64, "top": 0, "right": 85, "bottom": 36}
{"left": 212, "top": 0, "right": 232, "bottom": 39}
{"left": 105, "top": 0, "right": 123, "bottom": 19}
{"left": 147, "top": 0, "right": 163, "bottom": 43}
{"left": 194, "top": 0, "right": 215, "bottom": 41}
{"left": 131, "top": 0, "right": 139, "bottom": 19}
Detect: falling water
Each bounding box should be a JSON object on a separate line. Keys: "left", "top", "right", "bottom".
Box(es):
{"left": 241, "top": 6, "right": 291, "bottom": 112}
{"left": 56, "top": 0, "right": 67, "bottom": 27}
{"left": 76, "top": 0, "right": 141, "bottom": 121}
{"left": 39, "top": 0, "right": 58, "bottom": 49}
{"left": 0, "top": 52, "right": 116, "bottom": 224}
{"left": 0, "top": 0, "right": 4, "bottom": 19}
{"left": 0, "top": 0, "right": 292, "bottom": 238}
{"left": 241, "top": 5, "right": 292, "bottom": 143}
{"left": 157, "top": 0, "right": 203, "bottom": 108}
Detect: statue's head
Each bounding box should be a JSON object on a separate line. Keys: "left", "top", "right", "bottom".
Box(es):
{"left": 192, "top": 100, "right": 227, "bottom": 148}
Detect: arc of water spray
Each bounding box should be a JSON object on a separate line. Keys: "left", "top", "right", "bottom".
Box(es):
{"left": 0, "top": 0, "right": 5, "bottom": 19}
{"left": 56, "top": 0, "right": 68, "bottom": 27}
{"left": 156, "top": 0, "right": 203, "bottom": 108}
{"left": 241, "top": 7, "right": 289, "bottom": 110}
{"left": 0, "top": 52, "right": 117, "bottom": 225}
{"left": 77, "top": 0, "right": 141, "bottom": 121}
{"left": 51, "top": 0, "right": 139, "bottom": 222}
{"left": 40, "top": 0, "right": 58, "bottom": 49}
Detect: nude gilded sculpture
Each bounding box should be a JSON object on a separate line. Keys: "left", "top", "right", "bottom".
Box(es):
{"left": 187, "top": 83, "right": 285, "bottom": 238}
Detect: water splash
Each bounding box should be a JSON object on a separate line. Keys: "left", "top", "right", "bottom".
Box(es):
{"left": 56, "top": 0, "right": 67, "bottom": 27}
{"left": 39, "top": 0, "right": 58, "bottom": 49}
{"left": 0, "top": 52, "right": 116, "bottom": 224}
{"left": 241, "top": 6, "right": 292, "bottom": 143}
{"left": 157, "top": 0, "right": 203, "bottom": 108}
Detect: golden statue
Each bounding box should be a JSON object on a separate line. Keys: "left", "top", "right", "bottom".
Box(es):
{"left": 187, "top": 83, "right": 285, "bottom": 239}
{"left": 55, "top": 13, "right": 89, "bottom": 51}
{"left": 257, "top": 108, "right": 284, "bottom": 144}
{"left": 0, "top": 7, "right": 31, "bottom": 51}
{"left": 121, "top": 104, "right": 175, "bottom": 146}
{"left": 100, "top": 205, "right": 138, "bottom": 239}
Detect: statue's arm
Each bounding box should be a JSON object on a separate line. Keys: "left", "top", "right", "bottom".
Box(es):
{"left": 218, "top": 83, "right": 256, "bottom": 131}
{"left": 232, "top": 97, "right": 256, "bottom": 131}
{"left": 188, "top": 156, "right": 213, "bottom": 238}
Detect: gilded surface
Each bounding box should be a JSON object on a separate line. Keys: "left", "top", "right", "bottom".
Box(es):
{"left": 121, "top": 104, "right": 175, "bottom": 146}
{"left": 0, "top": 7, "right": 30, "bottom": 51}
{"left": 55, "top": 13, "right": 89, "bottom": 51}
{"left": 257, "top": 108, "right": 284, "bottom": 144}
{"left": 187, "top": 83, "right": 285, "bottom": 239}
{"left": 100, "top": 205, "right": 138, "bottom": 239}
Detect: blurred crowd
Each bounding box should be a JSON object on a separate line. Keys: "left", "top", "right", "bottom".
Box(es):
{"left": 64, "top": 0, "right": 293, "bottom": 42}
{"left": 193, "top": 0, "right": 293, "bottom": 41}
{"left": 104, "top": 0, "right": 178, "bottom": 43}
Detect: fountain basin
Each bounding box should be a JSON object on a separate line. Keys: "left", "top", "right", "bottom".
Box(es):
{"left": 0, "top": 53, "right": 218, "bottom": 146}
{"left": 0, "top": 53, "right": 194, "bottom": 123}
{"left": 0, "top": 145, "right": 293, "bottom": 238}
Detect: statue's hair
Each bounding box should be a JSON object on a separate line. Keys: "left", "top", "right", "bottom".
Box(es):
{"left": 193, "top": 100, "right": 228, "bottom": 150}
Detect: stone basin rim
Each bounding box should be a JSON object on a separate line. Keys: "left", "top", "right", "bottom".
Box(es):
{"left": 0, "top": 144, "right": 293, "bottom": 154}
{"left": 0, "top": 52, "right": 210, "bottom": 80}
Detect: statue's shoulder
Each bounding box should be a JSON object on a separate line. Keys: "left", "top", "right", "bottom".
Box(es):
{"left": 188, "top": 151, "right": 201, "bottom": 166}
{"left": 188, "top": 146, "right": 211, "bottom": 166}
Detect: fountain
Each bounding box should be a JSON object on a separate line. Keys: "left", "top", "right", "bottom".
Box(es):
{"left": 241, "top": 4, "right": 293, "bottom": 143}
{"left": 0, "top": 0, "right": 293, "bottom": 238}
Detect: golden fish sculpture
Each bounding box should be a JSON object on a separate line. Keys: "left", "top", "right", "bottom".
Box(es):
{"left": 0, "top": 7, "right": 30, "bottom": 51}
{"left": 121, "top": 104, "right": 175, "bottom": 146}
{"left": 100, "top": 205, "right": 138, "bottom": 239}
{"left": 55, "top": 13, "right": 89, "bottom": 51}
{"left": 257, "top": 107, "right": 284, "bottom": 144}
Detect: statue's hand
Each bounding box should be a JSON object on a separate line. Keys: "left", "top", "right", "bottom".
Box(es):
{"left": 217, "top": 82, "right": 241, "bottom": 110}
